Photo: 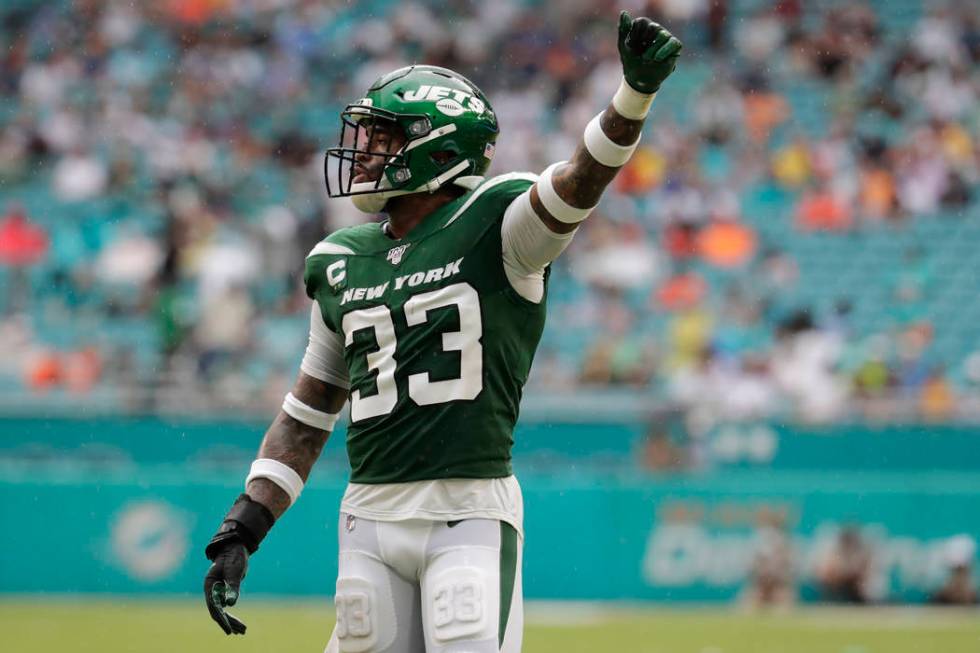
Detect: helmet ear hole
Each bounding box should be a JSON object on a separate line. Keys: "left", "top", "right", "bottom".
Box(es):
{"left": 430, "top": 149, "right": 457, "bottom": 166}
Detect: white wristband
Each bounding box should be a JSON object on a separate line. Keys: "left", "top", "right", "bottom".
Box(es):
{"left": 246, "top": 458, "right": 304, "bottom": 505}
{"left": 583, "top": 113, "right": 640, "bottom": 167}
{"left": 536, "top": 162, "right": 595, "bottom": 224}
{"left": 282, "top": 391, "right": 339, "bottom": 431}
{"left": 612, "top": 78, "right": 655, "bottom": 120}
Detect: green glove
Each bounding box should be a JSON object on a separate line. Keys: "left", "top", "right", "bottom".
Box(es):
{"left": 617, "top": 11, "right": 683, "bottom": 94}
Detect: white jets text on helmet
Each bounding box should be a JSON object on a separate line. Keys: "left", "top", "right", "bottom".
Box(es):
{"left": 402, "top": 85, "right": 486, "bottom": 115}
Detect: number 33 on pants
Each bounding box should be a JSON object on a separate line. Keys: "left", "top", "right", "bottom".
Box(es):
{"left": 325, "top": 516, "right": 523, "bottom": 653}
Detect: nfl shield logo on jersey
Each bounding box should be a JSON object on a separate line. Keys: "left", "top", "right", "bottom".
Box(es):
{"left": 386, "top": 244, "right": 410, "bottom": 265}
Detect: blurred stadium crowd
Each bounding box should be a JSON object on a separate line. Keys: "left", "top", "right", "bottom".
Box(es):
{"left": 0, "top": 0, "right": 978, "bottom": 421}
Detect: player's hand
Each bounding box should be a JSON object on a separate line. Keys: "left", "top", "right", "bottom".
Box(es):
{"left": 617, "top": 11, "right": 683, "bottom": 94}
{"left": 204, "top": 540, "right": 249, "bottom": 635}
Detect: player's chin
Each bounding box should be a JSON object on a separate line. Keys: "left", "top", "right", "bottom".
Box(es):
{"left": 352, "top": 172, "right": 378, "bottom": 185}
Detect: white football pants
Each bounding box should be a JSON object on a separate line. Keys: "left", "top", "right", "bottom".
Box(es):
{"left": 324, "top": 514, "right": 523, "bottom": 653}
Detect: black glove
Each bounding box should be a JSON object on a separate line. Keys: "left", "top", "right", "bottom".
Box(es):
{"left": 618, "top": 11, "right": 683, "bottom": 94}
{"left": 203, "top": 493, "right": 275, "bottom": 636}
{"left": 204, "top": 541, "right": 249, "bottom": 635}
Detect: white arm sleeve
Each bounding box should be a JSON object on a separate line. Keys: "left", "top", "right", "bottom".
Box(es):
{"left": 300, "top": 304, "right": 351, "bottom": 389}
{"left": 501, "top": 190, "right": 577, "bottom": 303}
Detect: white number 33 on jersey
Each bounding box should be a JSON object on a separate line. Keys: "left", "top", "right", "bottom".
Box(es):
{"left": 342, "top": 282, "right": 483, "bottom": 422}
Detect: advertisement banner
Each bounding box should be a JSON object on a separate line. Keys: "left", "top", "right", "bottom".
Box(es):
{"left": 2, "top": 465, "right": 976, "bottom": 602}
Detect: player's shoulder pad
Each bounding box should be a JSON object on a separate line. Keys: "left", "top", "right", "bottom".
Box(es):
{"left": 443, "top": 172, "right": 538, "bottom": 228}
{"left": 306, "top": 222, "right": 379, "bottom": 259}
{"left": 303, "top": 223, "right": 376, "bottom": 298}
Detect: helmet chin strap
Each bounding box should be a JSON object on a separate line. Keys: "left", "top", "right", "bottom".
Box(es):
{"left": 347, "top": 177, "right": 412, "bottom": 214}
{"left": 349, "top": 186, "right": 414, "bottom": 214}
{"left": 349, "top": 161, "right": 480, "bottom": 214}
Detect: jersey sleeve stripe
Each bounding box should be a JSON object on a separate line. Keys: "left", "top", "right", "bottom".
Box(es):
{"left": 443, "top": 172, "right": 539, "bottom": 227}
{"left": 307, "top": 241, "right": 355, "bottom": 258}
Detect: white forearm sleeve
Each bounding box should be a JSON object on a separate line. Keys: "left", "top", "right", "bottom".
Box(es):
{"left": 501, "top": 190, "right": 576, "bottom": 304}
{"left": 300, "top": 304, "right": 351, "bottom": 388}
{"left": 246, "top": 458, "right": 304, "bottom": 506}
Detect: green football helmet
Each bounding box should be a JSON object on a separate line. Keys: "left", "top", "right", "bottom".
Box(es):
{"left": 324, "top": 65, "right": 499, "bottom": 213}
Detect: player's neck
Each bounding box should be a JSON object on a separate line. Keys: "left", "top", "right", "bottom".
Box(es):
{"left": 383, "top": 188, "right": 464, "bottom": 240}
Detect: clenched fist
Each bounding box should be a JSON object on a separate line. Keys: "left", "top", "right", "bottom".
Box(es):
{"left": 617, "top": 11, "right": 683, "bottom": 94}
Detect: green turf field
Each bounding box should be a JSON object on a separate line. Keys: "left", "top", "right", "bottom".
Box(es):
{"left": 3, "top": 598, "right": 979, "bottom": 653}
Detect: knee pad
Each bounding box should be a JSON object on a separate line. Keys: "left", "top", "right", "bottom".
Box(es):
{"left": 427, "top": 566, "right": 493, "bottom": 644}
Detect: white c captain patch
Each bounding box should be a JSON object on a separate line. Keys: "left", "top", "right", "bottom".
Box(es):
{"left": 327, "top": 260, "right": 347, "bottom": 287}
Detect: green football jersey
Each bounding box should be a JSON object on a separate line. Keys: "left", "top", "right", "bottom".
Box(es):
{"left": 305, "top": 174, "right": 547, "bottom": 484}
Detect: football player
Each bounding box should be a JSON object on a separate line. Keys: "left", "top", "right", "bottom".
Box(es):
{"left": 204, "top": 11, "right": 681, "bottom": 652}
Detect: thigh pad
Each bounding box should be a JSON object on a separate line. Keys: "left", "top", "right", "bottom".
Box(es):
{"left": 427, "top": 565, "right": 494, "bottom": 644}
{"left": 334, "top": 575, "right": 394, "bottom": 653}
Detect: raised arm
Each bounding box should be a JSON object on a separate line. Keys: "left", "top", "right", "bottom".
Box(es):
{"left": 203, "top": 304, "right": 350, "bottom": 635}
{"left": 500, "top": 12, "right": 681, "bottom": 302}
{"left": 531, "top": 12, "right": 682, "bottom": 233}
